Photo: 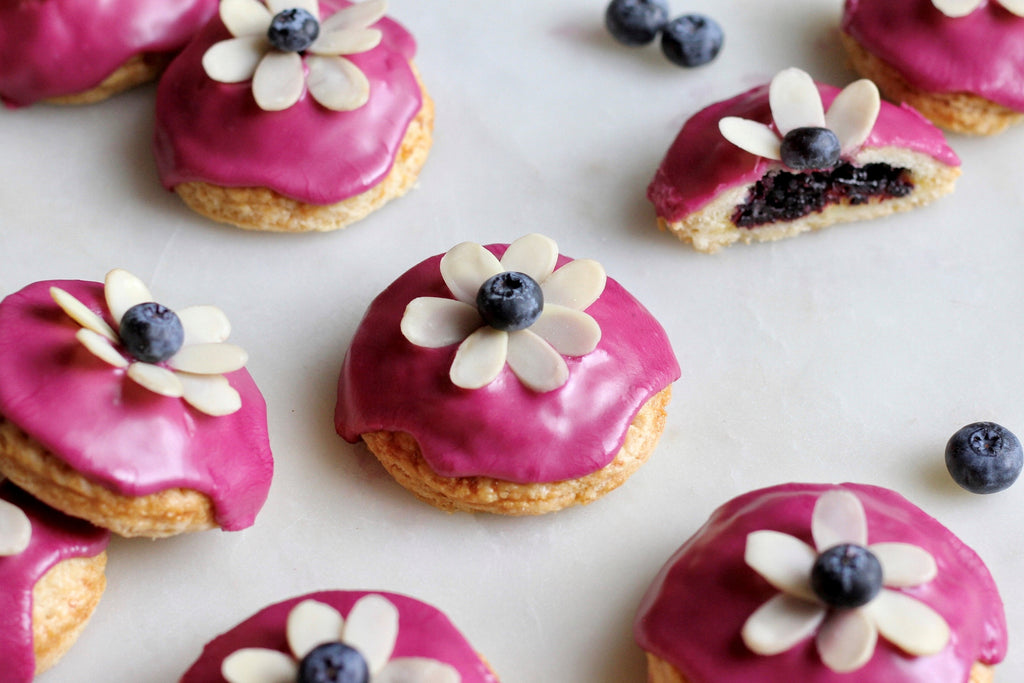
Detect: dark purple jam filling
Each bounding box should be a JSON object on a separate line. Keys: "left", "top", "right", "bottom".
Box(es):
{"left": 733, "top": 162, "right": 913, "bottom": 229}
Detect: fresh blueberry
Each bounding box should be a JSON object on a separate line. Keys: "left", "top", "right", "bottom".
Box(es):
{"left": 605, "top": 0, "right": 669, "bottom": 47}
{"left": 298, "top": 642, "right": 369, "bottom": 683}
{"left": 119, "top": 302, "right": 184, "bottom": 364}
{"left": 476, "top": 272, "right": 544, "bottom": 332}
{"left": 945, "top": 422, "right": 1023, "bottom": 494}
{"left": 780, "top": 127, "right": 842, "bottom": 170}
{"left": 267, "top": 8, "right": 320, "bottom": 53}
{"left": 810, "top": 544, "right": 883, "bottom": 609}
{"left": 660, "top": 14, "right": 724, "bottom": 68}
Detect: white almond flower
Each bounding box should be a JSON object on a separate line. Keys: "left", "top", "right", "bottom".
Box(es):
{"left": 741, "top": 490, "right": 951, "bottom": 673}
{"left": 203, "top": 0, "right": 388, "bottom": 111}
{"left": 51, "top": 269, "right": 248, "bottom": 417}
{"left": 0, "top": 494, "right": 31, "bottom": 557}
{"left": 719, "top": 67, "right": 880, "bottom": 170}
{"left": 933, "top": 0, "right": 1024, "bottom": 17}
{"left": 222, "top": 595, "right": 461, "bottom": 683}
{"left": 400, "top": 234, "right": 607, "bottom": 393}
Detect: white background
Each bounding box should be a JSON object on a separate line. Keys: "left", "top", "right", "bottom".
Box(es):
{"left": 2, "top": 0, "right": 1022, "bottom": 680}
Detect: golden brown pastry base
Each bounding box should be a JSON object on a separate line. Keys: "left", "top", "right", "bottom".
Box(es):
{"left": 644, "top": 652, "right": 995, "bottom": 683}
{"left": 658, "top": 146, "right": 960, "bottom": 254}
{"left": 360, "top": 386, "right": 671, "bottom": 515}
{"left": 44, "top": 53, "right": 172, "bottom": 106}
{"left": 33, "top": 553, "right": 107, "bottom": 675}
{"left": 174, "top": 76, "right": 435, "bottom": 233}
{"left": 0, "top": 418, "right": 216, "bottom": 537}
{"left": 841, "top": 32, "right": 1024, "bottom": 136}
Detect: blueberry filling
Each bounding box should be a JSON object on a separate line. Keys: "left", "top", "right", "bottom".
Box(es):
{"left": 268, "top": 8, "right": 320, "bottom": 53}
{"left": 810, "top": 544, "right": 883, "bottom": 609}
{"left": 298, "top": 642, "right": 369, "bottom": 683}
{"left": 119, "top": 302, "right": 185, "bottom": 363}
{"left": 732, "top": 162, "right": 913, "bottom": 229}
{"left": 476, "top": 272, "right": 544, "bottom": 332}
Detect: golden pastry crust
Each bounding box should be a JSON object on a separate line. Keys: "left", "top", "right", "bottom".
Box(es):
{"left": 841, "top": 32, "right": 1024, "bottom": 136}
{"left": 658, "top": 146, "right": 960, "bottom": 254}
{"left": 360, "top": 386, "right": 671, "bottom": 515}
{"left": 0, "top": 418, "right": 216, "bottom": 537}
{"left": 174, "top": 76, "right": 435, "bottom": 233}
{"left": 44, "top": 53, "right": 172, "bottom": 106}
{"left": 32, "top": 553, "right": 107, "bottom": 675}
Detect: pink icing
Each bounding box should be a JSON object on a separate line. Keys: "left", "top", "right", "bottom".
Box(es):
{"left": 843, "top": 0, "right": 1024, "bottom": 111}
{"left": 179, "top": 590, "right": 499, "bottom": 682}
{"left": 634, "top": 483, "right": 1008, "bottom": 683}
{"left": 648, "top": 83, "right": 961, "bottom": 223}
{"left": 0, "top": 482, "right": 110, "bottom": 682}
{"left": 0, "top": 279, "right": 273, "bottom": 531}
{"left": 0, "top": 0, "right": 217, "bottom": 107}
{"left": 335, "top": 244, "right": 680, "bottom": 484}
{"left": 153, "top": 0, "right": 422, "bottom": 206}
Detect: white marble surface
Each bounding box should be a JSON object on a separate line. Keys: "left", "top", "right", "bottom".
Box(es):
{"left": 1, "top": 0, "right": 1022, "bottom": 681}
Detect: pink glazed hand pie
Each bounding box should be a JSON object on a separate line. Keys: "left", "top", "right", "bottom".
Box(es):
{"left": 0, "top": 269, "right": 273, "bottom": 538}
{"left": 0, "top": 0, "right": 217, "bottom": 107}
{"left": 649, "top": 67, "right": 961, "bottom": 253}
{"left": 335, "top": 234, "right": 680, "bottom": 515}
{"left": 180, "top": 590, "right": 499, "bottom": 682}
{"left": 634, "top": 483, "right": 1007, "bottom": 683}
{"left": 154, "top": 0, "right": 434, "bottom": 233}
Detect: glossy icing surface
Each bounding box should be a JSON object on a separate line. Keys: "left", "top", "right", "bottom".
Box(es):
{"left": 0, "top": 280, "right": 273, "bottom": 531}
{"left": 179, "top": 590, "right": 498, "bottom": 682}
{"left": 335, "top": 244, "right": 680, "bottom": 484}
{"left": 843, "top": 0, "right": 1024, "bottom": 111}
{"left": 648, "top": 83, "right": 960, "bottom": 222}
{"left": 634, "top": 483, "right": 1007, "bottom": 682}
{"left": 0, "top": 0, "right": 217, "bottom": 107}
{"left": 154, "top": 0, "right": 422, "bottom": 205}
{"left": 0, "top": 482, "right": 110, "bottom": 682}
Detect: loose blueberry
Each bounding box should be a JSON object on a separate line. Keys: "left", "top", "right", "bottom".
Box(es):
{"left": 605, "top": 0, "right": 669, "bottom": 47}
{"left": 298, "top": 642, "right": 369, "bottom": 683}
{"left": 268, "top": 8, "right": 320, "bottom": 53}
{"left": 660, "top": 14, "right": 724, "bottom": 68}
{"left": 810, "top": 544, "right": 883, "bottom": 609}
{"left": 780, "top": 127, "right": 842, "bottom": 170}
{"left": 945, "top": 422, "right": 1023, "bottom": 494}
{"left": 119, "top": 302, "right": 184, "bottom": 364}
{"left": 476, "top": 272, "right": 544, "bottom": 332}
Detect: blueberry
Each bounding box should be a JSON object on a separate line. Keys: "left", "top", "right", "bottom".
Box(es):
{"left": 605, "top": 0, "right": 669, "bottom": 46}
{"left": 476, "top": 272, "right": 544, "bottom": 332}
{"left": 267, "top": 8, "right": 320, "bottom": 53}
{"left": 945, "top": 422, "right": 1023, "bottom": 494}
{"left": 119, "top": 302, "right": 184, "bottom": 364}
{"left": 810, "top": 544, "right": 883, "bottom": 609}
{"left": 298, "top": 642, "right": 369, "bottom": 683}
{"left": 660, "top": 14, "right": 724, "bottom": 68}
{"left": 780, "top": 127, "right": 842, "bottom": 170}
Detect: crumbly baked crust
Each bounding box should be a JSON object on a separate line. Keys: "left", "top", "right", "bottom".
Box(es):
{"left": 0, "top": 418, "right": 216, "bottom": 537}
{"left": 360, "top": 386, "right": 671, "bottom": 515}
{"left": 174, "top": 75, "right": 435, "bottom": 233}
{"left": 44, "top": 53, "right": 172, "bottom": 106}
{"left": 32, "top": 553, "right": 107, "bottom": 675}
{"left": 658, "top": 146, "right": 960, "bottom": 254}
{"left": 841, "top": 32, "right": 1024, "bottom": 136}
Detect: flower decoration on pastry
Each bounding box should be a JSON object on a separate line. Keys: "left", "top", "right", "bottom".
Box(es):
{"left": 741, "top": 490, "right": 950, "bottom": 673}
{"left": 0, "top": 495, "right": 31, "bottom": 557}
{"left": 719, "top": 67, "right": 881, "bottom": 171}
{"left": 932, "top": 0, "right": 1024, "bottom": 17}
{"left": 202, "top": 0, "right": 388, "bottom": 111}
{"left": 50, "top": 269, "right": 248, "bottom": 417}
{"left": 221, "top": 595, "right": 461, "bottom": 683}
{"left": 400, "top": 234, "right": 607, "bottom": 393}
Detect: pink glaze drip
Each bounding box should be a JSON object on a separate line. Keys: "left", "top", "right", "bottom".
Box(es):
{"left": 0, "top": 482, "right": 110, "bottom": 682}
{"left": 179, "top": 590, "right": 499, "bottom": 682}
{"left": 154, "top": 0, "right": 422, "bottom": 206}
{"left": 335, "top": 244, "right": 680, "bottom": 484}
{"left": 843, "top": 0, "right": 1024, "bottom": 111}
{"left": 648, "top": 83, "right": 960, "bottom": 223}
{"left": 0, "top": 0, "right": 217, "bottom": 107}
{"left": 634, "top": 483, "right": 1007, "bottom": 683}
{"left": 0, "top": 280, "right": 273, "bottom": 531}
